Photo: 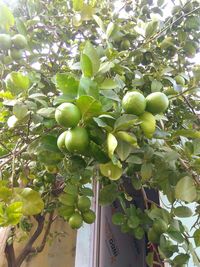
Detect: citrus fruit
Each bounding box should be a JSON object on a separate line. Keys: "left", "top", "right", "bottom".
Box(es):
{"left": 164, "top": 87, "right": 178, "bottom": 96}
{"left": 9, "top": 49, "right": 23, "bottom": 60}
{"left": 12, "top": 34, "right": 27, "bottom": 49}
{"left": 152, "top": 218, "right": 168, "bottom": 235}
{"left": 77, "top": 196, "right": 91, "bottom": 212}
{"left": 122, "top": 91, "right": 146, "bottom": 115}
{"left": 55, "top": 103, "right": 81, "bottom": 128}
{"left": 0, "top": 34, "right": 12, "bottom": 50}
{"left": 65, "top": 127, "right": 89, "bottom": 154}
{"left": 121, "top": 39, "right": 131, "bottom": 50}
{"left": 174, "top": 75, "right": 185, "bottom": 86}
{"left": 82, "top": 209, "right": 96, "bottom": 224}
{"left": 139, "top": 111, "right": 156, "bottom": 138}
{"left": 68, "top": 212, "right": 83, "bottom": 229}
{"left": 146, "top": 92, "right": 169, "bottom": 114}
{"left": 57, "top": 131, "right": 68, "bottom": 152}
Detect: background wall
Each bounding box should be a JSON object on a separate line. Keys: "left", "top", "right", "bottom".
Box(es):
{"left": 0, "top": 218, "right": 76, "bottom": 267}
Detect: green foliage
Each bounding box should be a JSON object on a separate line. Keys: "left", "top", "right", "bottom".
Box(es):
{"left": 0, "top": 0, "right": 200, "bottom": 265}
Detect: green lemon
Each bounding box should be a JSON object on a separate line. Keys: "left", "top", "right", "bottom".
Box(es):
{"left": 0, "top": 34, "right": 12, "bottom": 50}
{"left": 122, "top": 91, "right": 146, "bottom": 115}
{"left": 146, "top": 92, "right": 169, "bottom": 114}
{"left": 57, "top": 131, "right": 68, "bottom": 152}
{"left": 139, "top": 111, "right": 156, "bottom": 138}
{"left": 82, "top": 209, "right": 96, "bottom": 224}
{"left": 65, "top": 127, "right": 89, "bottom": 154}
{"left": 12, "top": 34, "right": 27, "bottom": 49}
{"left": 77, "top": 196, "right": 91, "bottom": 212}
{"left": 174, "top": 75, "right": 185, "bottom": 86}
{"left": 55, "top": 103, "right": 81, "bottom": 128}
{"left": 68, "top": 212, "right": 83, "bottom": 229}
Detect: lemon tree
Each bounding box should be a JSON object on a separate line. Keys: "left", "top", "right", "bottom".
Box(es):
{"left": 0, "top": 1, "right": 200, "bottom": 266}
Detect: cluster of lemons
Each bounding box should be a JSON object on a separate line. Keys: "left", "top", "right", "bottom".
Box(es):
{"left": 59, "top": 191, "right": 96, "bottom": 229}
{"left": 55, "top": 103, "right": 89, "bottom": 155}
{"left": 122, "top": 91, "right": 169, "bottom": 138}
{"left": 0, "top": 33, "right": 27, "bottom": 62}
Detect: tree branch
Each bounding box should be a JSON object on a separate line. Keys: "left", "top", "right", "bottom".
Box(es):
{"left": 16, "top": 215, "right": 45, "bottom": 267}
{"left": 5, "top": 241, "right": 16, "bottom": 267}
{"left": 32, "top": 211, "right": 55, "bottom": 253}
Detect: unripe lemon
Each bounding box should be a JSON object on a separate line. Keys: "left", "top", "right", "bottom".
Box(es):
{"left": 57, "top": 131, "right": 68, "bottom": 152}
{"left": 174, "top": 75, "right": 185, "bottom": 86}
{"left": 55, "top": 103, "right": 81, "bottom": 128}
{"left": 82, "top": 209, "right": 96, "bottom": 224}
{"left": 65, "top": 127, "right": 89, "bottom": 154}
{"left": 77, "top": 196, "right": 91, "bottom": 212}
{"left": 68, "top": 212, "right": 83, "bottom": 229}
{"left": 146, "top": 92, "right": 169, "bottom": 114}
{"left": 139, "top": 111, "right": 156, "bottom": 138}
{"left": 122, "top": 91, "right": 146, "bottom": 115}
{"left": 12, "top": 34, "right": 27, "bottom": 49}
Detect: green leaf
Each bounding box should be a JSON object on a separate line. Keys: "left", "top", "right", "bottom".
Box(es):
{"left": 107, "top": 133, "right": 118, "bottom": 159}
{"left": 194, "top": 229, "right": 200, "bottom": 247}
{"left": 141, "top": 163, "right": 153, "bottom": 181}
{"left": 0, "top": 187, "right": 12, "bottom": 202}
{"left": 127, "top": 155, "right": 143, "bottom": 164}
{"left": 89, "top": 141, "right": 109, "bottom": 163}
{"left": 99, "top": 161, "right": 122, "bottom": 180}
{"left": 127, "top": 215, "right": 140, "bottom": 229}
{"left": 99, "top": 61, "right": 115, "bottom": 73}
{"left": 15, "top": 18, "right": 27, "bottom": 36}
{"left": 106, "top": 22, "right": 115, "bottom": 38}
{"left": 93, "top": 15, "right": 105, "bottom": 32}
{"left": 173, "top": 129, "right": 200, "bottom": 139}
{"left": 80, "top": 53, "right": 93, "bottom": 77}
{"left": 173, "top": 254, "right": 190, "bottom": 265}
{"left": 76, "top": 95, "right": 102, "bottom": 121}
{"left": 55, "top": 73, "right": 79, "bottom": 97}
{"left": 37, "top": 107, "right": 55, "bottom": 118}
{"left": 6, "top": 202, "right": 23, "bottom": 225}
{"left": 14, "top": 188, "right": 44, "bottom": 216}
{"left": 82, "top": 41, "right": 100, "bottom": 75}
{"left": 112, "top": 212, "right": 125, "bottom": 225}
{"left": 78, "top": 77, "right": 99, "bottom": 99}
{"left": 13, "top": 103, "right": 28, "bottom": 120}
{"left": 174, "top": 206, "right": 193, "bottom": 218}
{"left": 146, "top": 252, "right": 154, "bottom": 267}
{"left": 116, "top": 140, "right": 132, "bottom": 161}
{"left": 151, "top": 80, "right": 163, "bottom": 92}
{"left": 72, "top": 0, "right": 84, "bottom": 11}
{"left": 167, "top": 227, "right": 184, "bottom": 243}
{"left": 131, "top": 177, "right": 142, "bottom": 190}
{"left": 5, "top": 72, "right": 30, "bottom": 95}
{"left": 114, "top": 115, "right": 138, "bottom": 131}
{"left": 99, "top": 78, "right": 118, "bottom": 90}
{"left": 116, "top": 131, "right": 138, "bottom": 147}
{"left": 175, "top": 176, "right": 197, "bottom": 202}
{"left": 145, "top": 20, "right": 158, "bottom": 38}
{"left": 0, "top": 2, "right": 15, "bottom": 31}
{"left": 79, "top": 187, "right": 94, "bottom": 197}
{"left": 81, "top": 4, "right": 94, "bottom": 21}
{"left": 99, "top": 183, "right": 119, "bottom": 205}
